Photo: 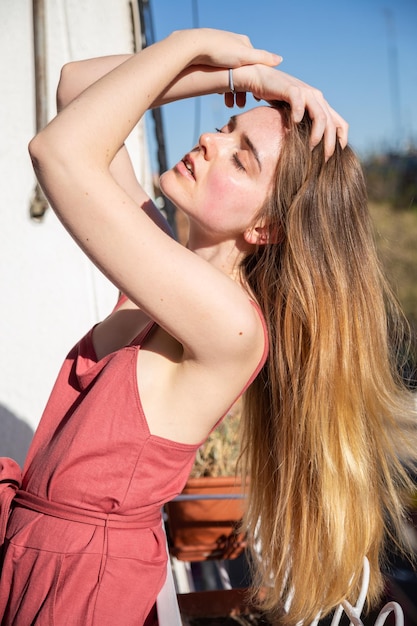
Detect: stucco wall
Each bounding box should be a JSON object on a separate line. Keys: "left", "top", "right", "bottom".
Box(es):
{"left": 0, "top": 0, "right": 152, "bottom": 465}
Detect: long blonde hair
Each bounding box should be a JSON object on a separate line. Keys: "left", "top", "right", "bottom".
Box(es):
{"left": 240, "top": 102, "right": 417, "bottom": 624}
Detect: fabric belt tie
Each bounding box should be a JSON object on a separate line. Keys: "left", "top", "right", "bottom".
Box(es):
{"left": 13, "top": 489, "right": 161, "bottom": 529}
{"left": 0, "top": 457, "right": 22, "bottom": 546}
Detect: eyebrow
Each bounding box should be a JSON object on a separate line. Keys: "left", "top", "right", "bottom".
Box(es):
{"left": 229, "top": 115, "right": 262, "bottom": 172}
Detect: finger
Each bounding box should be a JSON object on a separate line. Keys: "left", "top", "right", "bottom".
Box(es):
{"left": 308, "top": 103, "right": 335, "bottom": 160}
{"left": 251, "top": 50, "right": 282, "bottom": 68}
{"left": 224, "top": 91, "right": 235, "bottom": 108}
{"left": 235, "top": 91, "right": 247, "bottom": 108}
{"left": 313, "top": 104, "right": 348, "bottom": 159}
{"left": 336, "top": 121, "right": 349, "bottom": 149}
{"left": 328, "top": 107, "right": 349, "bottom": 148}
{"left": 285, "top": 84, "right": 306, "bottom": 124}
{"left": 296, "top": 89, "right": 332, "bottom": 155}
{"left": 322, "top": 122, "right": 338, "bottom": 161}
{"left": 309, "top": 110, "right": 329, "bottom": 152}
{"left": 234, "top": 49, "right": 282, "bottom": 69}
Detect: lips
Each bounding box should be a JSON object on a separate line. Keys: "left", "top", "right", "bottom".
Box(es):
{"left": 181, "top": 154, "right": 195, "bottom": 180}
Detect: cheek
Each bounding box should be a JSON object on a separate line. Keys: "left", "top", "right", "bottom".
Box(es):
{"left": 200, "top": 171, "right": 249, "bottom": 215}
{"left": 200, "top": 178, "right": 248, "bottom": 231}
{"left": 204, "top": 170, "right": 234, "bottom": 198}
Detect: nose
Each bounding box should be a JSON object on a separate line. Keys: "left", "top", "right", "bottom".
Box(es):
{"left": 198, "top": 131, "right": 220, "bottom": 159}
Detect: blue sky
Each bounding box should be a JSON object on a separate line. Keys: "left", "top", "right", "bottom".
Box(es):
{"left": 146, "top": 0, "right": 417, "bottom": 171}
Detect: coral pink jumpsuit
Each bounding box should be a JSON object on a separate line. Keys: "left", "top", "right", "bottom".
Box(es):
{"left": 0, "top": 305, "right": 267, "bottom": 625}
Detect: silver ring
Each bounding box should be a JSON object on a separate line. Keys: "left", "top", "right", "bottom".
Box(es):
{"left": 228, "top": 68, "right": 236, "bottom": 94}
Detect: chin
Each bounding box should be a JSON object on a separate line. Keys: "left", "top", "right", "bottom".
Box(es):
{"left": 159, "top": 170, "right": 169, "bottom": 191}
{"left": 159, "top": 171, "right": 185, "bottom": 212}
{"left": 159, "top": 170, "right": 176, "bottom": 196}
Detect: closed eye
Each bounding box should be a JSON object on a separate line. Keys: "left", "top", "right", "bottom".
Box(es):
{"left": 215, "top": 128, "right": 246, "bottom": 172}
{"left": 232, "top": 153, "right": 246, "bottom": 172}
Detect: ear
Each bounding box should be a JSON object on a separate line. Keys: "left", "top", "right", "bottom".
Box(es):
{"left": 244, "top": 223, "right": 282, "bottom": 246}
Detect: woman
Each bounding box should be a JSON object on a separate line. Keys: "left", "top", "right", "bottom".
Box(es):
{"left": 0, "top": 29, "right": 415, "bottom": 625}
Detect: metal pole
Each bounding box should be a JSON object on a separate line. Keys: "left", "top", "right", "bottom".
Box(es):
{"left": 137, "top": 0, "right": 178, "bottom": 238}
{"left": 30, "top": 0, "right": 49, "bottom": 220}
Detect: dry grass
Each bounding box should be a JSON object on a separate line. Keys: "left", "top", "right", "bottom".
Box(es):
{"left": 190, "top": 402, "right": 242, "bottom": 478}
{"left": 370, "top": 202, "right": 417, "bottom": 333}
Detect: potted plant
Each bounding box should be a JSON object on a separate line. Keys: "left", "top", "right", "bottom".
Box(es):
{"left": 165, "top": 401, "right": 247, "bottom": 562}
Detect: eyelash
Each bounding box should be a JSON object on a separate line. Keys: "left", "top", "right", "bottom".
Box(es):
{"left": 215, "top": 128, "right": 246, "bottom": 173}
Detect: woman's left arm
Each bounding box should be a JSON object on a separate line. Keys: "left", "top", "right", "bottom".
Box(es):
{"left": 56, "top": 56, "right": 175, "bottom": 236}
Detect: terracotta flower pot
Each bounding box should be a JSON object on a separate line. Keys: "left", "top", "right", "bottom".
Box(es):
{"left": 165, "top": 476, "right": 247, "bottom": 561}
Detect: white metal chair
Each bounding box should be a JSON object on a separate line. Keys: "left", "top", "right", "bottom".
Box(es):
{"left": 288, "top": 557, "right": 405, "bottom": 626}
{"left": 157, "top": 553, "right": 405, "bottom": 626}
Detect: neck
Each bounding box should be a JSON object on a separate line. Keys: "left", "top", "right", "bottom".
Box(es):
{"left": 186, "top": 229, "right": 253, "bottom": 280}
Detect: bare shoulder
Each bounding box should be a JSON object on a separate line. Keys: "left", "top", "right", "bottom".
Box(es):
{"left": 138, "top": 295, "right": 267, "bottom": 444}
{"left": 200, "top": 286, "right": 266, "bottom": 367}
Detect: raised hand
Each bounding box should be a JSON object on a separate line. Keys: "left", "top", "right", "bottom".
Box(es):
{"left": 176, "top": 28, "right": 282, "bottom": 71}
{"left": 226, "top": 63, "right": 348, "bottom": 159}
{"left": 175, "top": 29, "right": 348, "bottom": 159}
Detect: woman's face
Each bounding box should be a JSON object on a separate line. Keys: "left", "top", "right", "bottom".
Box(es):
{"left": 160, "top": 106, "right": 284, "bottom": 241}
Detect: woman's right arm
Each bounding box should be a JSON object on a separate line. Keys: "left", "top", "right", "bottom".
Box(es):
{"left": 30, "top": 31, "right": 279, "bottom": 363}
{"left": 57, "top": 56, "right": 235, "bottom": 111}
{"left": 30, "top": 30, "right": 347, "bottom": 366}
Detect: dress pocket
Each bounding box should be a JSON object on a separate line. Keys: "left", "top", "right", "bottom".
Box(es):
{"left": 7, "top": 507, "right": 98, "bottom": 553}
{"left": 106, "top": 525, "right": 167, "bottom": 563}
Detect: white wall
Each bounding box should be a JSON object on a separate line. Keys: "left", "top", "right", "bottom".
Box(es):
{"left": 0, "top": 0, "right": 152, "bottom": 465}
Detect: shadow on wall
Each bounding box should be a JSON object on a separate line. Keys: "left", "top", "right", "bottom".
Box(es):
{"left": 0, "top": 403, "right": 34, "bottom": 467}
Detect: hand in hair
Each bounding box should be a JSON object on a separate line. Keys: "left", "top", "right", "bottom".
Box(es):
{"left": 226, "top": 63, "right": 349, "bottom": 160}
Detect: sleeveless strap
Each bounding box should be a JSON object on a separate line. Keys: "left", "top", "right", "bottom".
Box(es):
{"left": 0, "top": 457, "right": 22, "bottom": 545}
{"left": 112, "top": 291, "right": 128, "bottom": 312}
{"left": 111, "top": 291, "right": 156, "bottom": 347}
{"left": 243, "top": 299, "right": 269, "bottom": 392}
